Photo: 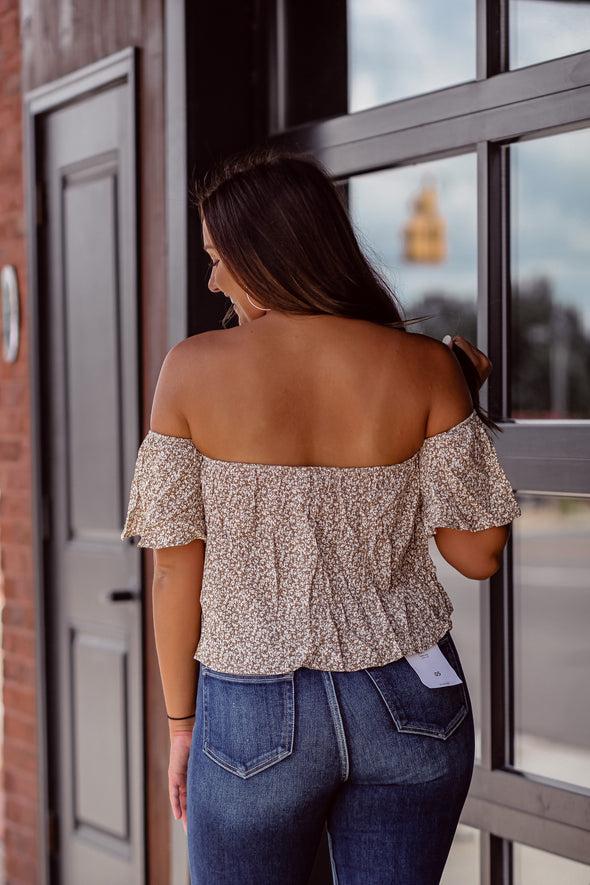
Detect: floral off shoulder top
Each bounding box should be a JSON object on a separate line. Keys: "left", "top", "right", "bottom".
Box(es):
{"left": 122, "top": 411, "right": 520, "bottom": 675}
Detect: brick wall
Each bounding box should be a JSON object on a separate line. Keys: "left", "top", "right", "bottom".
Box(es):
{"left": 0, "top": 1, "right": 40, "bottom": 883}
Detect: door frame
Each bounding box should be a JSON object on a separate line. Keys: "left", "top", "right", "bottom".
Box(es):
{"left": 24, "top": 47, "right": 139, "bottom": 885}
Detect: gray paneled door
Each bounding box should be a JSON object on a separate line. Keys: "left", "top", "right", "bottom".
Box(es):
{"left": 41, "top": 82, "right": 143, "bottom": 884}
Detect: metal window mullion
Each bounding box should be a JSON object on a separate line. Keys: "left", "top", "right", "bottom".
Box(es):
{"left": 477, "top": 0, "right": 509, "bottom": 80}
{"left": 481, "top": 833, "right": 513, "bottom": 885}
{"left": 269, "top": 0, "right": 287, "bottom": 133}
{"left": 477, "top": 131, "right": 514, "bottom": 885}
{"left": 476, "top": 141, "right": 509, "bottom": 422}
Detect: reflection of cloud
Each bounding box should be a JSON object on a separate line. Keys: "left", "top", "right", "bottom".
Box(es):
{"left": 510, "top": 0, "right": 590, "bottom": 68}
{"left": 347, "top": 4, "right": 590, "bottom": 329}
{"left": 348, "top": 0, "right": 475, "bottom": 111}
{"left": 349, "top": 0, "right": 590, "bottom": 111}
{"left": 350, "top": 155, "right": 477, "bottom": 308}
{"left": 350, "top": 134, "right": 590, "bottom": 331}
{"left": 513, "top": 130, "right": 590, "bottom": 329}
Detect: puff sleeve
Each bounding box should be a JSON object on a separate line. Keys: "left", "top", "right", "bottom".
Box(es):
{"left": 121, "top": 430, "right": 207, "bottom": 548}
{"left": 419, "top": 411, "right": 520, "bottom": 537}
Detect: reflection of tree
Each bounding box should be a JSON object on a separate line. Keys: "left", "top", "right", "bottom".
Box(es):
{"left": 400, "top": 283, "right": 590, "bottom": 418}
{"left": 404, "top": 291, "right": 476, "bottom": 342}
{"left": 512, "top": 277, "right": 590, "bottom": 418}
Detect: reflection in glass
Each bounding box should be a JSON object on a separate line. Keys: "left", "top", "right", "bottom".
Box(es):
{"left": 514, "top": 842, "right": 590, "bottom": 885}
{"left": 511, "top": 130, "right": 590, "bottom": 418}
{"left": 441, "top": 825, "right": 481, "bottom": 885}
{"left": 348, "top": 0, "right": 475, "bottom": 112}
{"left": 510, "top": 0, "right": 590, "bottom": 70}
{"left": 348, "top": 154, "right": 477, "bottom": 340}
{"left": 430, "top": 543, "right": 481, "bottom": 762}
{"left": 513, "top": 494, "right": 590, "bottom": 790}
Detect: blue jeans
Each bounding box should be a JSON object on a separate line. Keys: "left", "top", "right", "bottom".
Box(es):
{"left": 187, "top": 633, "right": 474, "bottom": 884}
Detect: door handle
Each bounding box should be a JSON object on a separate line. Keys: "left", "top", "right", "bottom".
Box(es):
{"left": 107, "top": 589, "right": 141, "bottom": 602}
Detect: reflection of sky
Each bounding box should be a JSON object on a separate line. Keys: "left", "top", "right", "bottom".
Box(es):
{"left": 347, "top": 0, "right": 590, "bottom": 332}
{"left": 348, "top": 0, "right": 475, "bottom": 112}
{"left": 349, "top": 155, "right": 477, "bottom": 311}
{"left": 512, "top": 129, "right": 590, "bottom": 331}
{"left": 510, "top": 0, "right": 590, "bottom": 68}
{"left": 348, "top": 0, "right": 590, "bottom": 112}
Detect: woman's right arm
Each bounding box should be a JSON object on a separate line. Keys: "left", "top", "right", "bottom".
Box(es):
{"left": 433, "top": 524, "right": 509, "bottom": 579}
{"left": 425, "top": 341, "right": 513, "bottom": 579}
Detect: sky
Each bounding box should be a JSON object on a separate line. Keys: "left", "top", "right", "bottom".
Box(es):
{"left": 346, "top": 0, "right": 590, "bottom": 331}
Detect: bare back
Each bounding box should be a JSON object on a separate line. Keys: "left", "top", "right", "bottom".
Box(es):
{"left": 151, "top": 312, "right": 473, "bottom": 467}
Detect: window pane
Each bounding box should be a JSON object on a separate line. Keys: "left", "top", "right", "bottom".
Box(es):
{"left": 430, "top": 543, "right": 482, "bottom": 762}
{"left": 441, "top": 824, "right": 481, "bottom": 885}
{"left": 514, "top": 843, "right": 590, "bottom": 884}
{"left": 510, "top": 0, "right": 590, "bottom": 70}
{"left": 348, "top": 0, "right": 475, "bottom": 112}
{"left": 513, "top": 493, "right": 590, "bottom": 789}
{"left": 348, "top": 154, "right": 477, "bottom": 340}
{"left": 511, "top": 130, "right": 590, "bottom": 418}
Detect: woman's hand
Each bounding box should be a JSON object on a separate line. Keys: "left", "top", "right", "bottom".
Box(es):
{"left": 169, "top": 727, "right": 194, "bottom": 833}
{"left": 443, "top": 335, "right": 492, "bottom": 390}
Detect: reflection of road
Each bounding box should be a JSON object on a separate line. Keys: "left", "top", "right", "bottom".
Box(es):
{"left": 437, "top": 521, "right": 590, "bottom": 883}
{"left": 431, "top": 521, "right": 590, "bottom": 783}
{"left": 513, "top": 528, "right": 589, "bottom": 751}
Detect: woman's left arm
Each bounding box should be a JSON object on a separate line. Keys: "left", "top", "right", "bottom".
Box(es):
{"left": 149, "top": 340, "right": 205, "bottom": 830}
{"left": 153, "top": 539, "right": 205, "bottom": 832}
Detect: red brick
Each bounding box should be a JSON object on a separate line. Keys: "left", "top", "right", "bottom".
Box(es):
{"left": 0, "top": 4, "right": 39, "bottom": 875}
{"left": 2, "top": 626, "right": 36, "bottom": 659}
{"left": 0, "top": 438, "right": 20, "bottom": 459}
{"left": 0, "top": 380, "right": 28, "bottom": 407}
{"left": 4, "top": 713, "right": 36, "bottom": 744}
{"left": 3, "top": 681, "right": 36, "bottom": 715}
{"left": 2, "top": 548, "right": 35, "bottom": 575}
{"left": 0, "top": 518, "right": 33, "bottom": 545}
{"left": 0, "top": 489, "right": 32, "bottom": 520}
{"left": 2, "top": 573, "right": 34, "bottom": 602}
{"left": 3, "top": 654, "right": 35, "bottom": 685}
{"left": 4, "top": 793, "right": 39, "bottom": 828}
{"left": 4, "top": 737, "right": 38, "bottom": 773}
{"left": 2, "top": 598, "right": 35, "bottom": 629}
{"left": 2, "top": 600, "right": 25, "bottom": 627}
{"left": 5, "top": 852, "right": 39, "bottom": 885}
{"left": 0, "top": 1, "right": 18, "bottom": 17}
{"left": 3, "top": 764, "right": 37, "bottom": 800}
{"left": 5, "top": 822, "right": 39, "bottom": 858}
{"left": 0, "top": 408, "right": 29, "bottom": 435}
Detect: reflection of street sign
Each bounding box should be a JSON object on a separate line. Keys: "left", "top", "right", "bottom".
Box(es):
{"left": 1, "top": 265, "right": 20, "bottom": 364}
{"left": 402, "top": 180, "right": 446, "bottom": 263}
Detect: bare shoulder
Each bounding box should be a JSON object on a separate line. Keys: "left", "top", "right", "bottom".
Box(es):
{"left": 150, "top": 329, "right": 231, "bottom": 436}
{"left": 397, "top": 332, "right": 473, "bottom": 436}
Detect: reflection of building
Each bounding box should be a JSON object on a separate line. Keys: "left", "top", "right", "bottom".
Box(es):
{"left": 402, "top": 181, "right": 446, "bottom": 263}
{"left": 0, "top": 1, "right": 589, "bottom": 883}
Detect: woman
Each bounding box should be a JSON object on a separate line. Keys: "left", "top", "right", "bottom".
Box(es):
{"left": 123, "top": 151, "right": 519, "bottom": 884}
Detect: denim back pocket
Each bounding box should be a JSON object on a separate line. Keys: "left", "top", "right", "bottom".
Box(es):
{"left": 366, "top": 634, "right": 469, "bottom": 740}
{"left": 201, "top": 668, "right": 295, "bottom": 779}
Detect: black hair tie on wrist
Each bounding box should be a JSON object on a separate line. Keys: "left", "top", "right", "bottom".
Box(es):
{"left": 167, "top": 713, "right": 195, "bottom": 720}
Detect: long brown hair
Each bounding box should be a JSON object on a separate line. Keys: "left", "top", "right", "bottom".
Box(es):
{"left": 196, "top": 149, "right": 497, "bottom": 431}
{"left": 196, "top": 149, "right": 405, "bottom": 326}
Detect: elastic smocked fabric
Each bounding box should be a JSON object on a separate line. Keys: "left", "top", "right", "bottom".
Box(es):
{"left": 122, "top": 411, "right": 520, "bottom": 675}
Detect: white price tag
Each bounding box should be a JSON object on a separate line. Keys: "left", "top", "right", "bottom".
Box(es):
{"left": 405, "top": 644, "right": 462, "bottom": 688}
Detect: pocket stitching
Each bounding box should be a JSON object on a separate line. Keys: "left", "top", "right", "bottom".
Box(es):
{"left": 367, "top": 643, "right": 470, "bottom": 741}
{"left": 202, "top": 670, "right": 295, "bottom": 779}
